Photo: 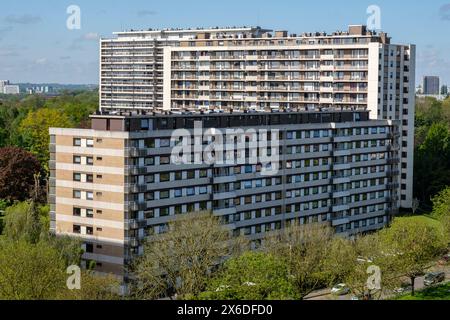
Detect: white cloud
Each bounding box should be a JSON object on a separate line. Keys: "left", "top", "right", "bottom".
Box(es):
{"left": 35, "top": 58, "right": 47, "bottom": 65}
{"left": 4, "top": 14, "right": 42, "bottom": 25}
{"left": 83, "top": 32, "right": 99, "bottom": 41}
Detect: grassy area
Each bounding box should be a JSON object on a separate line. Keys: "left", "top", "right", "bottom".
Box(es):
{"left": 397, "top": 282, "right": 450, "bottom": 300}
{"left": 395, "top": 215, "right": 443, "bottom": 230}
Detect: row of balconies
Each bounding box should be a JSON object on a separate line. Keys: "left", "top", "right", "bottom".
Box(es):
{"left": 171, "top": 65, "right": 368, "bottom": 72}
{"left": 171, "top": 95, "right": 367, "bottom": 103}
{"left": 172, "top": 86, "right": 368, "bottom": 93}
{"left": 173, "top": 54, "right": 369, "bottom": 61}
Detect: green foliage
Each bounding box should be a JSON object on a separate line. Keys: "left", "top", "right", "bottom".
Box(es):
{"left": 431, "top": 187, "right": 450, "bottom": 244}
{"left": 199, "top": 252, "right": 297, "bottom": 300}
{"left": 2, "top": 201, "right": 46, "bottom": 244}
{"left": 379, "top": 217, "right": 447, "bottom": 295}
{"left": 19, "top": 108, "right": 73, "bottom": 170}
{"left": 414, "top": 123, "right": 450, "bottom": 203}
{"left": 263, "top": 223, "right": 338, "bottom": 299}
{"left": 0, "top": 240, "right": 67, "bottom": 300}
{"left": 431, "top": 187, "right": 450, "bottom": 219}
{"left": 0, "top": 91, "right": 98, "bottom": 171}
{"left": 414, "top": 96, "right": 450, "bottom": 204}
{"left": 0, "top": 239, "right": 120, "bottom": 300}
{"left": 131, "top": 212, "right": 240, "bottom": 300}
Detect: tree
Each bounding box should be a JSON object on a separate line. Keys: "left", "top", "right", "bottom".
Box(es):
{"left": 0, "top": 240, "right": 67, "bottom": 300}
{"left": 131, "top": 212, "right": 244, "bottom": 300}
{"left": 379, "top": 217, "right": 447, "bottom": 296}
{"left": 431, "top": 187, "right": 450, "bottom": 219}
{"left": 58, "top": 271, "right": 121, "bottom": 300}
{"left": 340, "top": 234, "right": 401, "bottom": 300}
{"left": 0, "top": 239, "right": 121, "bottom": 300}
{"left": 19, "top": 108, "right": 73, "bottom": 170}
{"left": 431, "top": 187, "right": 450, "bottom": 245}
{"left": 199, "top": 252, "right": 297, "bottom": 300}
{"left": 414, "top": 123, "right": 450, "bottom": 203}
{"left": 2, "top": 201, "right": 46, "bottom": 244}
{"left": 0, "top": 147, "right": 43, "bottom": 202}
{"left": 263, "top": 223, "right": 337, "bottom": 299}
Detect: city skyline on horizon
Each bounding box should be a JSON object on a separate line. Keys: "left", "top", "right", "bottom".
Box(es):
{"left": 0, "top": 0, "right": 450, "bottom": 85}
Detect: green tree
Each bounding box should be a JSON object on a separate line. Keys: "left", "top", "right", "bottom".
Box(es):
{"left": 414, "top": 123, "right": 450, "bottom": 203}
{"left": 199, "top": 252, "right": 297, "bottom": 300}
{"left": 0, "top": 239, "right": 121, "bottom": 300}
{"left": 340, "top": 234, "right": 401, "bottom": 300}
{"left": 0, "top": 240, "right": 67, "bottom": 300}
{"left": 263, "top": 223, "right": 337, "bottom": 299}
{"left": 2, "top": 201, "right": 46, "bottom": 244}
{"left": 131, "top": 212, "right": 244, "bottom": 300}
{"left": 19, "top": 108, "right": 73, "bottom": 170}
{"left": 379, "top": 217, "right": 447, "bottom": 296}
{"left": 431, "top": 187, "right": 450, "bottom": 245}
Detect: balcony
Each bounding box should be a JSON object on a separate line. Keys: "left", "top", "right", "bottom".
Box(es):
{"left": 125, "top": 166, "right": 147, "bottom": 176}
{"left": 126, "top": 147, "right": 148, "bottom": 157}
{"left": 125, "top": 201, "right": 146, "bottom": 212}
{"left": 125, "top": 184, "right": 147, "bottom": 193}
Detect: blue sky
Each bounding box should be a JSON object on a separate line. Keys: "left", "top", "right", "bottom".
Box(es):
{"left": 0, "top": 0, "right": 449, "bottom": 85}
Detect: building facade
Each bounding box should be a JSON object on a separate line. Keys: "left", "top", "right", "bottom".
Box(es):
{"left": 49, "top": 110, "right": 400, "bottom": 276}
{"left": 423, "top": 76, "right": 440, "bottom": 95}
{"left": 100, "top": 25, "right": 415, "bottom": 208}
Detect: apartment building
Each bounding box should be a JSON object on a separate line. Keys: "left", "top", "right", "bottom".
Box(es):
{"left": 49, "top": 110, "right": 400, "bottom": 276}
{"left": 423, "top": 76, "right": 440, "bottom": 95}
{"left": 100, "top": 25, "right": 415, "bottom": 208}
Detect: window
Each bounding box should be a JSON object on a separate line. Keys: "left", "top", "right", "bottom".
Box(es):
{"left": 199, "top": 186, "right": 208, "bottom": 194}
{"left": 187, "top": 171, "right": 195, "bottom": 179}
{"left": 73, "top": 173, "right": 81, "bottom": 182}
{"left": 160, "top": 173, "right": 170, "bottom": 182}
{"left": 174, "top": 189, "right": 182, "bottom": 197}
{"left": 73, "top": 208, "right": 81, "bottom": 216}
{"left": 86, "top": 157, "right": 94, "bottom": 165}
{"left": 160, "top": 207, "right": 170, "bottom": 217}
{"left": 86, "top": 174, "right": 94, "bottom": 183}
{"left": 86, "top": 209, "right": 94, "bottom": 218}
{"left": 73, "top": 225, "right": 81, "bottom": 234}
{"left": 73, "top": 190, "right": 81, "bottom": 199}
{"left": 73, "top": 156, "right": 81, "bottom": 164}
{"left": 160, "top": 156, "right": 170, "bottom": 165}
{"left": 85, "top": 243, "right": 94, "bottom": 253}
{"left": 86, "top": 192, "right": 94, "bottom": 200}
{"left": 187, "top": 187, "right": 195, "bottom": 196}
{"left": 73, "top": 138, "right": 81, "bottom": 146}
{"left": 160, "top": 190, "right": 170, "bottom": 199}
{"left": 175, "top": 172, "right": 183, "bottom": 180}
{"left": 86, "top": 139, "right": 94, "bottom": 148}
{"left": 160, "top": 139, "right": 170, "bottom": 147}
{"left": 145, "top": 157, "right": 155, "bottom": 166}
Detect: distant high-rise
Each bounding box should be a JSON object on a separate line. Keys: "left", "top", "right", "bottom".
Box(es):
{"left": 423, "top": 76, "right": 440, "bottom": 95}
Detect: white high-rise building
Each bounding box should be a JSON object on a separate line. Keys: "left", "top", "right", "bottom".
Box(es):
{"left": 99, "top": 24, "right": 415, "bottom": 209}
